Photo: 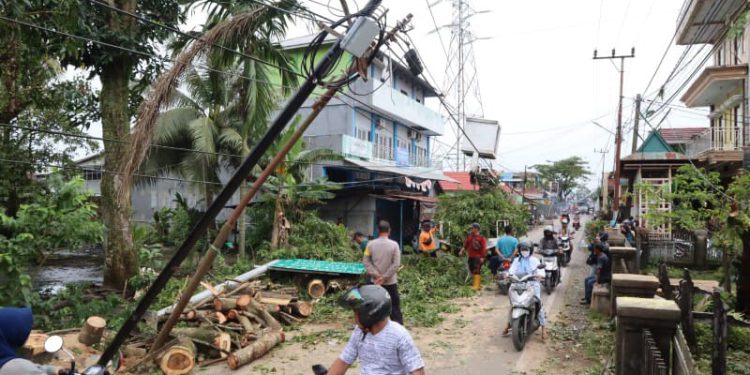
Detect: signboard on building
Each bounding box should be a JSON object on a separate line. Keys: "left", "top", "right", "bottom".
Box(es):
{"left": 500, "top": 172, "right": 514, "bottom": 181}
{"left": 342, "top": 135, "right": 372, "bottom": 160}
{"left": 460, "top": 117, "right": 501, "bottom": 159}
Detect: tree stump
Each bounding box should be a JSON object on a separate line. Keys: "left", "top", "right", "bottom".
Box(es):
{"left": 78, "top": 316, "right": 106, "bottom": 346}
{"left": 307, "top": 279, "right": 326, "bottom": 299}
{"left": 226, "top": 331, "right": 285, "bottom": 370}
{"left": 290, "top": 301, "right": 313, "bottom": 318}
{"left": 158, "top": 337, "right": 196, "bottom": 375}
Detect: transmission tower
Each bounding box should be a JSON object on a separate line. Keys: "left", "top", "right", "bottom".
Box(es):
{"left": 442, "top": 0, "right": 486, "bottom": 171}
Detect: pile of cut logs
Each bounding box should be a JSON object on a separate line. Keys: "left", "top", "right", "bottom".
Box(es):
{"left": 150, "top": 281, "right": 313, "bottom": 374}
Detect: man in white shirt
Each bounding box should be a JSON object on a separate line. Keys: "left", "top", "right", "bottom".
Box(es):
{"left": 325, "top": 285, "right": 425, "bottom": 375}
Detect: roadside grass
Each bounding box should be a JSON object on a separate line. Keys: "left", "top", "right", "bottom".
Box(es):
{"left": 548, "top": 311, "right": 614, "bottom": 375}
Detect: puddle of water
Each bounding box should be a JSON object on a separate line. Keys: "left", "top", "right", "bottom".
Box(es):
{"left": 30, "top": 245, "right": 104, "bottom": 293}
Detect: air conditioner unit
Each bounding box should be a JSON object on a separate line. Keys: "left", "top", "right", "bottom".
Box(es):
{"left": 376, "top": 118, "right": 387, "bottom": 129}
{"left": 407, "top": 129, "right": 415, "bottom": 139}
{"left": 407, "top": 129, "right": 422, "bottom": 141}
{"left": 415, "top": 133, "right": 423, "bottom": 142}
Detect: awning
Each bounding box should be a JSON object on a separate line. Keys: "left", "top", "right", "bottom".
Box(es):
{"left": 343, "top": 158, "right": 459, "bottom": 183}
{"left": 382, "top": 193, "right": 438, "bottom": 203}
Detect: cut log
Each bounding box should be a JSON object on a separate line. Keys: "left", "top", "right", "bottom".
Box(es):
{"left": 307, "top": 279, "right": 326, "bottom": 299}
{"left": 122, "top": 344, "right": 147, "bottom": 358}
{"left": 158, "top": 337, "right": 196, "bottom": 375}
{"left": 237, "top": 315, "right": 256, "bottom": 333}
{"left": 236, "top": 294, "right": 253, "bottom": 310}
{"left": 213, "top": 297, "right": 238, "bottom": 312}
{"left": 289, "top": 301, "right": 313, "bottom": 318}
{"left": 246, "top": 299, "right": 282, "bottom": 331}
{"left": 226, "top": 309, "right": 240, "bottom": 321}
{"left": 226, "top": 331, "right": 285, "bottom": 370}
{"left": 78, "top": 316, "right": 106, "bottom": 346}
{"left": 171, "top": 328, "right": 231, "bottom": 359}
{"left": 255, "top": 291, "right": 297, "bottom": 301}
{"left": 20, "top": 333, "right": 48, "bottom": 357}
{"left": 215, "top": 333, "right": 232, "bottom": 359}
{"left": 258, "top": 297, "right": 294, "bottom": 306}
{"left": 216, "top": 312, "right": 228, "bottom": 325}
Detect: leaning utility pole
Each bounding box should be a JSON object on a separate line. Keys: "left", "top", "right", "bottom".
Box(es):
{"left": 593, "top": 48, "right": 635, "bottom": 221}
{"left": 521, "top": 165, "right": 528, "bottom": 204}
{"left": 632, "top": 94, "right": 642, "bottom": 153}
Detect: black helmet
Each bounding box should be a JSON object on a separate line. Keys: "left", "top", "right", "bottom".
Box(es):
{"left": 339, "top": 285, "right": 391, "bottom": 329}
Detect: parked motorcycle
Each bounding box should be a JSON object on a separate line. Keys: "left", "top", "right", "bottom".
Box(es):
{"left": 559, "top": 235, "right": 572, "bottom": 266}
{"left": 44, "top": 335, "right": 115, "bottom": 375}
{"left": 539, "top": 248, "right": 560, "bottom": 295}
{"left": 508, "top": 270, "right": 544, "bottom": 351}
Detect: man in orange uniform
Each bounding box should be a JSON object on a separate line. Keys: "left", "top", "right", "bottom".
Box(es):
{"left": 418, "top": 222, "right": 438, "bottom": 257}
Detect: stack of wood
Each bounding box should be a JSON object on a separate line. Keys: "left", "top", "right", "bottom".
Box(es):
{"left": 153, "top": 282, "right": 313, "bottom": 374}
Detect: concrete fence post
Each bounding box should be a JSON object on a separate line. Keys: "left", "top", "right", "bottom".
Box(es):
{"left": 610, "top": 274, "right": 659, "bottom": 315}
{"left": 615, "top": 297, "right": 681, "bottom": 375}
{"left": 694, "top": 229, "right": 708, "bottom": 269}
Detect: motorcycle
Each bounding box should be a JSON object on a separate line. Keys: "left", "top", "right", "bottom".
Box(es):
{"left": 496, "top": 258, "right": 512, "bottom": 295}
{"left": 539, "top": 248, "right": 560, "bottom": 295}
{"left": 572, "top": 215, "right": 581, "bottom": 231}
{"left": 508, "top": 270, "right": 544, "bottom": 351}
{"left": 43, "top": 335, "right": 116, "bottom": 375}
{"left": 559, "top": 236, "right": 572, "bottom": 266}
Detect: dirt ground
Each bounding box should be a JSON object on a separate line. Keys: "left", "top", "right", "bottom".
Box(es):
{"left": 204, "top": 220, "right": 601, "bottom": 375}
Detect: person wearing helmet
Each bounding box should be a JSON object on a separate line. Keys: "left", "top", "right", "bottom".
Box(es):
{"left": 460, "top": 223, "right": 487, "bottom": 290}
{"left": 0, "top": 308, "right": 61, "bottom": 375}
{"left": 501, "top": 242, "right": 548, "bottom": 341}
{"left": 326, "top": 285, "right": 425, "bottom": 375}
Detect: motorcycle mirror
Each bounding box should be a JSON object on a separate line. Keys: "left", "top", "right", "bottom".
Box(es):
{"left": 44, "top": 335, "right": 64, "bottom": 354}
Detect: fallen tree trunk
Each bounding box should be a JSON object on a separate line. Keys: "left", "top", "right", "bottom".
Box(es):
{"left": 246, "top": 299, "right": 282, "bottom": 331}
{"left": 78, "top": 316, "right": 106, "bottom": 346}
{"left": 158, "top": 337, "right": 196, "bottom": 375}
{"left": 226, "top": 331, "right": 285, "bottom": 370}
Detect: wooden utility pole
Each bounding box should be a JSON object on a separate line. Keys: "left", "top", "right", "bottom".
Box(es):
{"left": 632, "top": 94, "right": 642, "bottom": 153}
{"left": 521, "top": 165, "right": 528, "bottom": 204}
{"left": 593, "top": 48, "right": 635, "bottom": 220}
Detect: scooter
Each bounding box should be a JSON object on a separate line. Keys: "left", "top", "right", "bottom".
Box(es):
{"left": 43, "top": 335, "right": 115, "bottom": 375}
{"left": 508, "top": 270, "right": 544, "bottom": 351}
{"left": 559, "top": 236, "right": 572, "bottom": 266}
{"left": 540, "top": 247, "right": 560, "bottom": 295}
{"left": 496, "top": 258, "right": 512, "bottom": 295}
{"left": 572, "top": 215, "right": 581, "bottom": 231}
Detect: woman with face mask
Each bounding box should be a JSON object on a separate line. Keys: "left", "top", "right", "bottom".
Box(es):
{"left": 501, "top": 242, "right": 547, "bottom": 341}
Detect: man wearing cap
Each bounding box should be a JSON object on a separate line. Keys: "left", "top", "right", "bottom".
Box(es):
{"left": 460, "top": 223, "right": 487, "bottom": 290}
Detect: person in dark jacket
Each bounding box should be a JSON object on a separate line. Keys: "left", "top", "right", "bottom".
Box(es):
{"left": 0, "top": 307, "right": 59, "bottom": 375}
{"left": 581, "top": 243, "right": 612, "bottom": 305}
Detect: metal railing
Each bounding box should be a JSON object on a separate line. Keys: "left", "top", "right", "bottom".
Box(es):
{"left": 684, "top": 126, "right": 745, "bottom": 156}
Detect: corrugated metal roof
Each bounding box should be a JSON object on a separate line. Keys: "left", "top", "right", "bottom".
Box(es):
{"left": 658, "top": 127, "right": 709, "bottom": 144}
{"left": 439, "top": 172, "right": 476, "bottom": 191}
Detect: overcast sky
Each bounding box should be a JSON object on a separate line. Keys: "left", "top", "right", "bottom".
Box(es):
{"left": 80, "top": 0, "right": 710, "bottom": 190}
{"left": 295, "top": 0, "right": 712, "bottom": 189}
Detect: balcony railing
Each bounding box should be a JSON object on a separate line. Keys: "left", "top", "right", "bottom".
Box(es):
{"left": 685, "top": 127, "right": 745, "bottom": 157}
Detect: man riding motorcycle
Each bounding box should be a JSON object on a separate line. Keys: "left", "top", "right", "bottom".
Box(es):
{"left": 540, "top": 225, "right": 563, "bottom": 281}
{"left": 501, "top": 242, "right": 547, "bottom": 341}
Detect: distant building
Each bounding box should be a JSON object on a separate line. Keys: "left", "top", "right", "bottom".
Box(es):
{"left": 278, "top": 35, "right": 456, "bottom": 247}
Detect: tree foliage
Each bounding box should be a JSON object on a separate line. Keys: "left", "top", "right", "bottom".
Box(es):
{"left": 534, "top": 156, "right": 590, "bottom": 199}
{"left": 0, "top": 174, "right": 103, "bottom": 305}
{"left": 435, "top": 189, "right": 529, "bottom": 245}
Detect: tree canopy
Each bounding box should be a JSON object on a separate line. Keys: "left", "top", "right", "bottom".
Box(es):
{"left": 533, "top": 156, "right": 590, "bottom": 199}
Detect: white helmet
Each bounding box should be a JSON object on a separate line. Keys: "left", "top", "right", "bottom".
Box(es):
{"left": 544, "top": 225, "right": 554, "bottom": 233}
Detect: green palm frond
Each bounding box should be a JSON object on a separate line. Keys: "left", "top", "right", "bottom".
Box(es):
{"left": 188, "top": 117, "right": 218, "bottom": 165}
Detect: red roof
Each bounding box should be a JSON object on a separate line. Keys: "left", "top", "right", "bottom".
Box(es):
{"left": 439, "top": 172, "right": 477, "bottom": 191}
{"left": 658, "top": 127, "right": 709, "bottom": 144}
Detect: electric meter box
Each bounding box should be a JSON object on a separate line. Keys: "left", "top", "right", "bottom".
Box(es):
{"left": 460, "top": 117, "right": 501, "bottom": 159}
{"left": 341, "top": 17, "right": 380, "bottom": 58}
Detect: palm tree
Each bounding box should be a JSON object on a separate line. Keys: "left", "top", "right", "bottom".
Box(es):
{"left": 144, "top": 0, "right": 300, "bottom": 256}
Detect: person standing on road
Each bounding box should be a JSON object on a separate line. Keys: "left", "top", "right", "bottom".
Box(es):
{"left": 581, "top": 243, "right": 612, "bottom": 305}
{"left": 363, "top": 220, "right": 404, "bottom": 324}
{"left": 460, "top": 223, "right": 487, "bottom": 290}
{"left": 418, "top": 222, "right": 438, "bottom": 257}
{"left": 490, "top": 225, "right": 518, "bottom": 279}
{"left": 353, "top": 232, "right": 369, "bottom": 252}
{"left": 326, "top": 285, "right": 425, "bottom": 375}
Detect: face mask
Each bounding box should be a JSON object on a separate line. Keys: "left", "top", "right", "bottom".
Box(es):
{"left": 520, "top": 250, "right": 530, "bottom": 258}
